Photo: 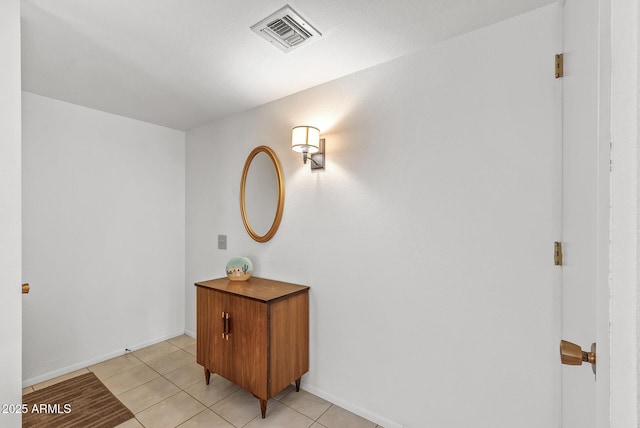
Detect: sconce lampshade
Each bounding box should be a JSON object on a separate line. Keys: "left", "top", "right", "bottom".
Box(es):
{"left": 291, "top": 126, "right": 320, "bottom": 154}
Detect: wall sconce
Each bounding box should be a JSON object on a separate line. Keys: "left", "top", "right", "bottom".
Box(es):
{"left": 291, "top": 126, "right": 325, "bottom": 170}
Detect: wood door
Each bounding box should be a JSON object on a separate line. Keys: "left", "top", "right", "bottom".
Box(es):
{"left": 225, "top": 293, "right": 268, "bottom": 398}
{"left": 196, "top": 287, "right": 230, "bottom": 378}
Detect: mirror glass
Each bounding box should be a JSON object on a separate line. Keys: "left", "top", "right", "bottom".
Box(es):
{"left": 240, "top": 146, "right": 284, "bottom": 242}
{"left": 245, "top": 152, "right": 278, "bottom": 234}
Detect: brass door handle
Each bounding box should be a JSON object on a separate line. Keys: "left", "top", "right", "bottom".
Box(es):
{"left": 560, "top": 340, "right": 596, "bottom": 374}
{"left": 221, "top": 311, "right": 230, "bottom": 340}
{"left": 22, "top": 283, "right": 30, "bottom": 294}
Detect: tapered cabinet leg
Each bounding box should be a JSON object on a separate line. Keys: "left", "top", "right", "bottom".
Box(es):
{"left": 295, "top": 378, "right": 301, "bottom": 392}
{"left": 204, "top": 368, "right": 210, "bottom": 385}
{"left": 260, "top": 399, "right": 267, "bottom": 418}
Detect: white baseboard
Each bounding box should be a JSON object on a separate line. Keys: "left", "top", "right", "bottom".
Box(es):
{"left": 22, "top": 329, "right": 185, "bottom": 388}
{"left": 302, "top": 384, "right": 404, "bottom": 428}
{"left": 184, "top": 328, "right": 196, "bottom": 338}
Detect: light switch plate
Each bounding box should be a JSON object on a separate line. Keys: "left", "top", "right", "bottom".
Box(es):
{"left": 218, "top": 235, "right": 227, "bottom": 250}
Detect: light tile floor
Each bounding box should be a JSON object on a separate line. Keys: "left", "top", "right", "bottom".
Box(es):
{"left": 23, "top": 335, "right": 382, "bottom": 428}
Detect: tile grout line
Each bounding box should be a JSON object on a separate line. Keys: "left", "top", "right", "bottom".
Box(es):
{"left": 126, "top": 354, "right": 194, "bottom": 420}
{"left": 134, "top": 345, "right": 240, "bottom": 428}
{"left": 272, "top": 391, "right": 329, "bottom": 424}
{"left": 27, "top": 336, "right": 378, "bottom": 428}
{"left": 316, "top": 403, "right": 334, "bottom": 423}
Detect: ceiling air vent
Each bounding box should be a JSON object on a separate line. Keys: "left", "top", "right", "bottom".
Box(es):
{"left": 250, "top": 5, "right": 321, "bottom": 53}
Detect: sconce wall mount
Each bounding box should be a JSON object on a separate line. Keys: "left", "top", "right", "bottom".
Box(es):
{"left": 291, "top": 125, "right": 325, "bottom": 170}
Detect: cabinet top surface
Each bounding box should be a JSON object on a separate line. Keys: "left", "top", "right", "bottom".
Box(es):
{"left": 194, "top": 277, "right": 309, "bottom": 302}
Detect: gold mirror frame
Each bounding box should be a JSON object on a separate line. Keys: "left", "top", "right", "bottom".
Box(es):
{"left": 240, "top": 146, "right": 285, "bottom": 242}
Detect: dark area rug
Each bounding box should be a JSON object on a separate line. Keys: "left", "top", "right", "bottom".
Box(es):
{"left": 22, "top": 372, "right": 134, "bottom": 428}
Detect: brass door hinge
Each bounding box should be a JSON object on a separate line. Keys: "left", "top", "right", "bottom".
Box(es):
{"left": 555, "top": 53, "right": 564, "bottom": 78}
{"left": 554, "top": 241, "right": 563, "bottom": 266}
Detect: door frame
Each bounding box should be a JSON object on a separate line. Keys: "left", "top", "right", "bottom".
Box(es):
{"left": 608, "top": 0, "right": 638, "bottom": 426}
{"left": 561, "top": 0, "right": 611, "bottom": 424}
{"left": 0, "top": 2, "right": 23, "bottom": 427}
{"left": 593, "top": 0, "right": 611, "bottom": 426}
{"left": 563, "top": 0, "right": 638, "bottom": 425}
{"left": 586, "top": 0, "right": 639, "bottom": 425}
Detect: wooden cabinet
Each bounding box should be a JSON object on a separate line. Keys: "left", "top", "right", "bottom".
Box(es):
{"left": 195, "top": 277, "right": 309, "bottom": 418}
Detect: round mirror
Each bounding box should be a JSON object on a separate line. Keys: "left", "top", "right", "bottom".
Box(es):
{"left": 240, "top": 146, "right": 285, "bottom": 242}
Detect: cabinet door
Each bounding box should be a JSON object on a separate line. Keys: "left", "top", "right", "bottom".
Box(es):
{"left": 226, "top": 294, "right": 268, "bottom": 399}
{"left": 196, "top": 288, "right": 231, "bottom": 377}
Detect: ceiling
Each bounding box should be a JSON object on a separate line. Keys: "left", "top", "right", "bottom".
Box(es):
{"left": 21, "top": 0, "right": 554, "bottom": 131}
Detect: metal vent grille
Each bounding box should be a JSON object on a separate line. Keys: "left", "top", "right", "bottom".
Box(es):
{"left": 251, "top": 5, "right": 321, "bottom": 53}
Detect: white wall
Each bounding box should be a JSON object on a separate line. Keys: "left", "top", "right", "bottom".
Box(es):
{"left": 187, "top": 6, "right": 560, "bottom": 427}
{"left": 22, "top": 92, "right": 185, "bottom": 386}
{"left": 0, "top": 0, "right": 22, "bottom": 426}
